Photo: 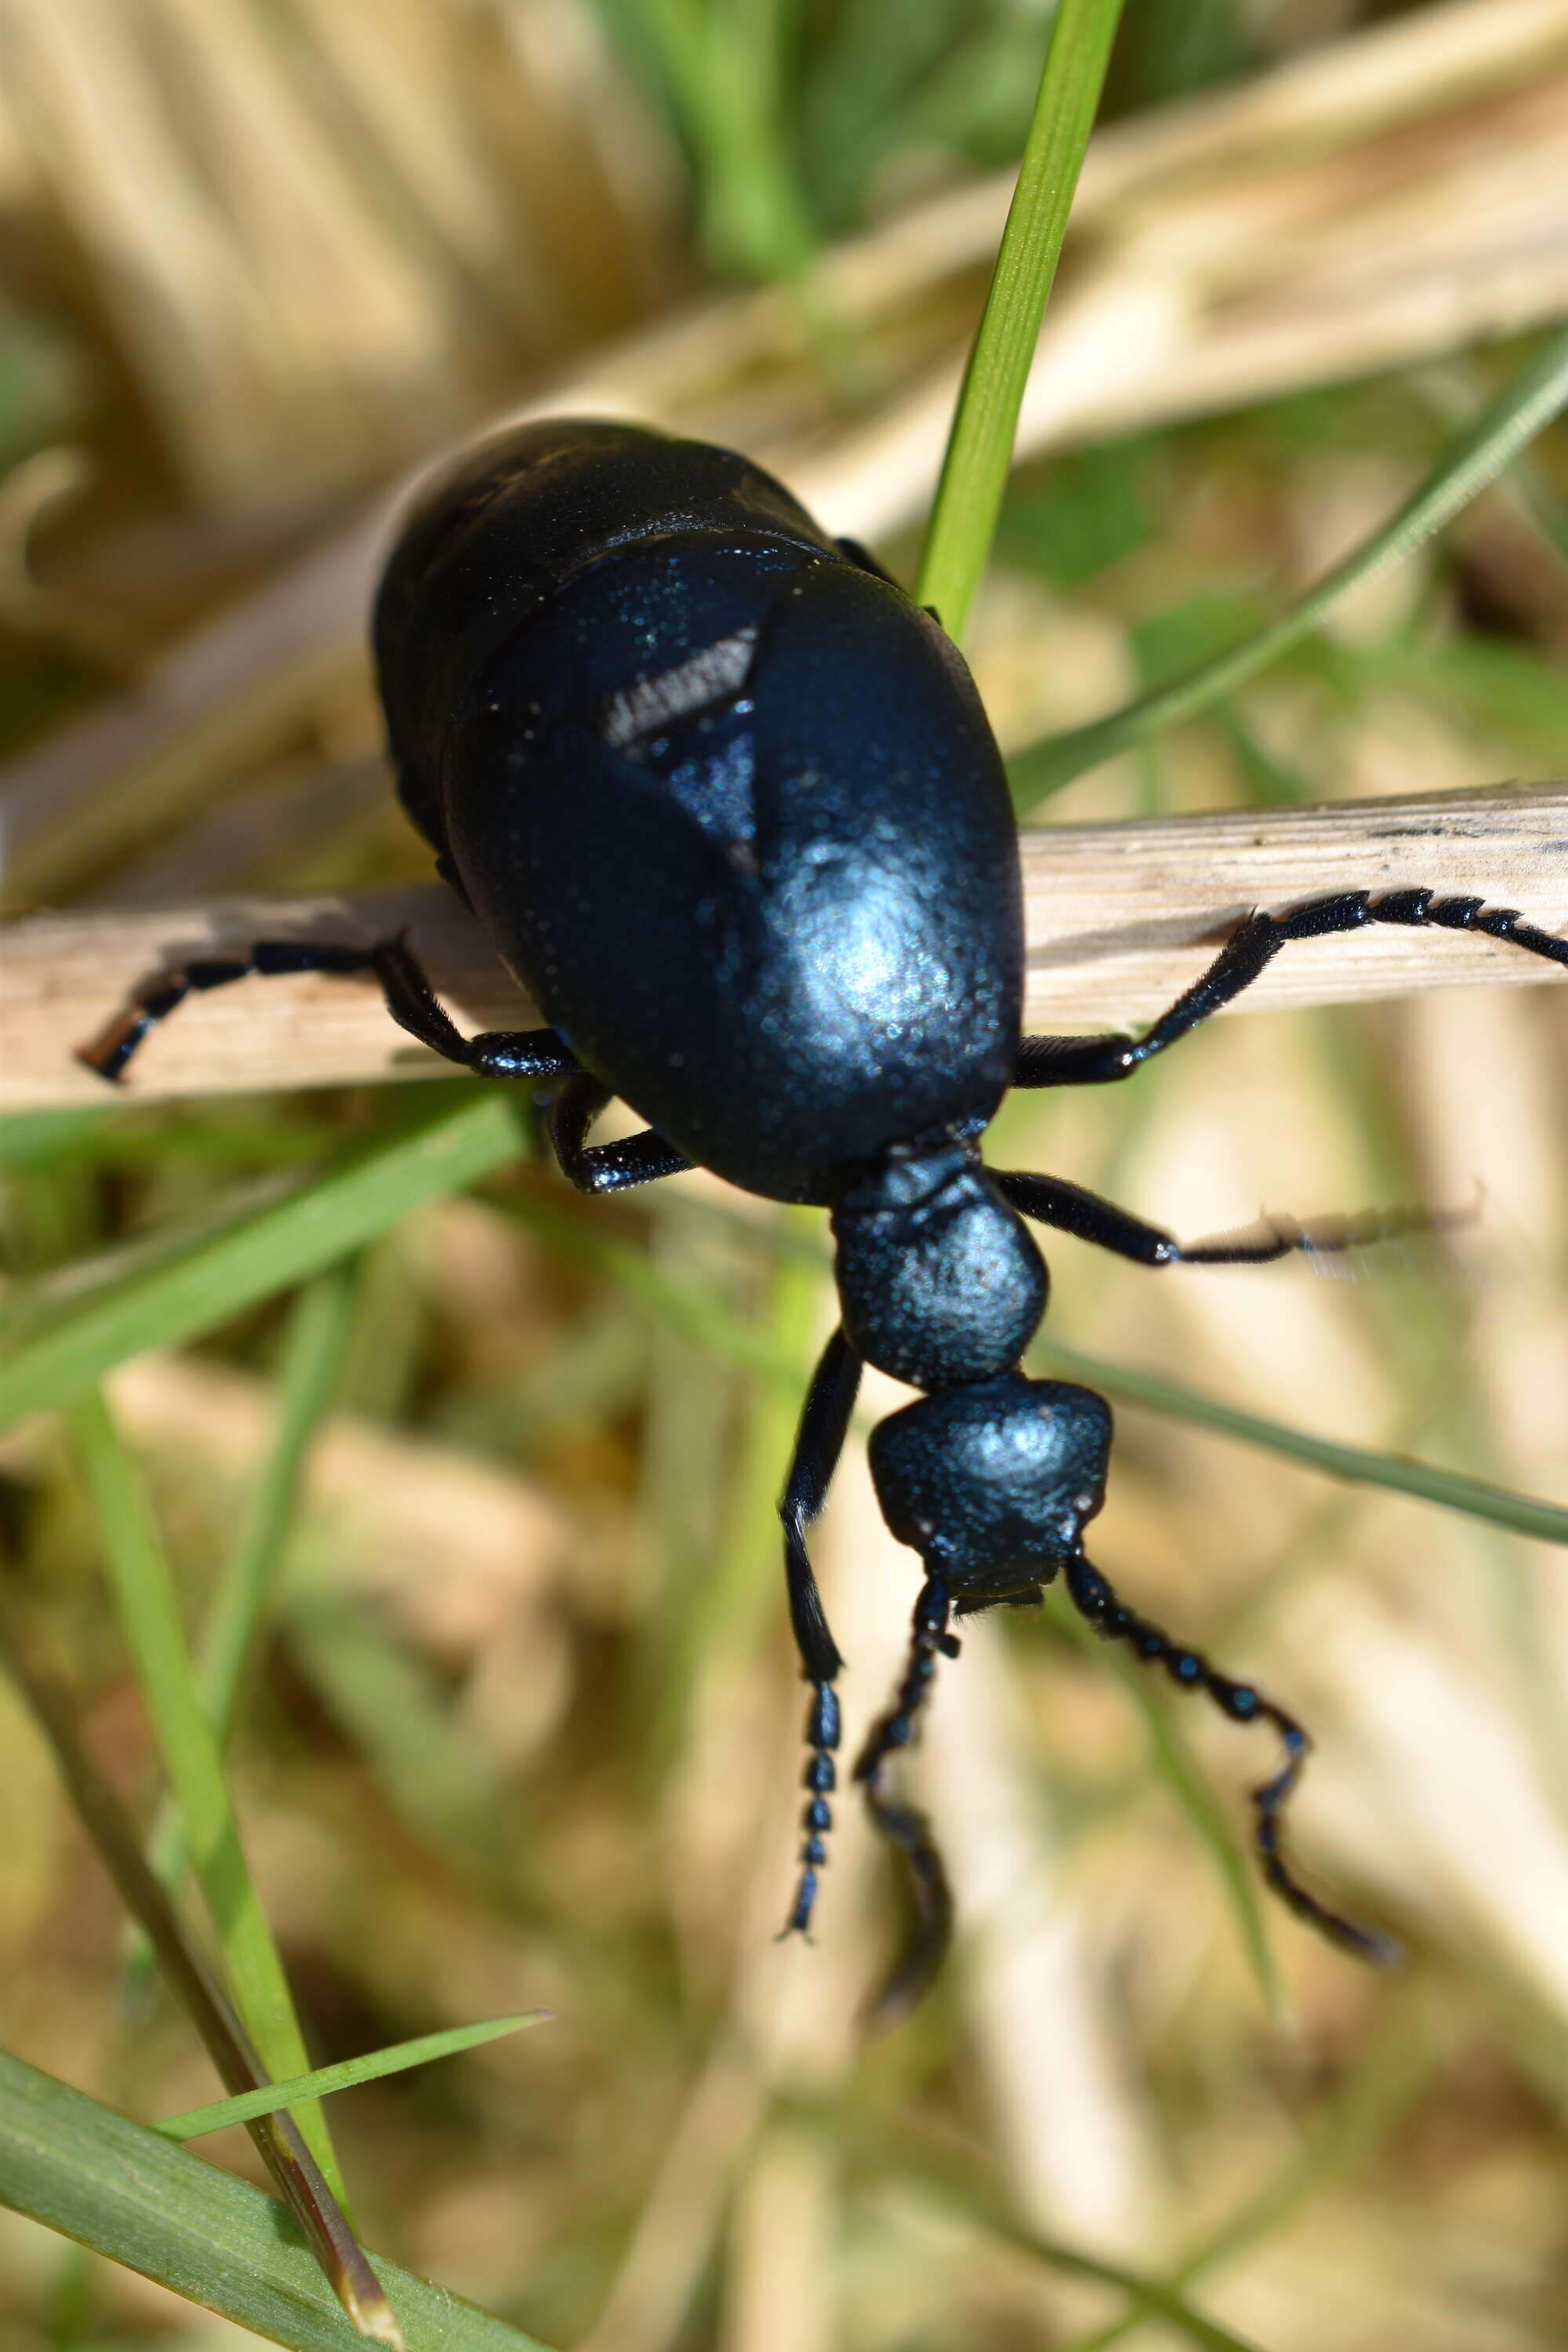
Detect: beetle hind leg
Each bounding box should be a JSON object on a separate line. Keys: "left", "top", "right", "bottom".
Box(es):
{"left": 1065, "top": 1552, "right": 1399, "bottom": 1964}
{"left": 78, "top": 931, "right": 579, "bottom": 1086}
{"left": 79, "top": 938, "right": 382, "bottom": 1082}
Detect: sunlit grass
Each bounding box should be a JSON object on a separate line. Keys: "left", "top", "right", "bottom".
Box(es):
{"left": 2, "top": 4, "right": 1567, "bottom": 2349}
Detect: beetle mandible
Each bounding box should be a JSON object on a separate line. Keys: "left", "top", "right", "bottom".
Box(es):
{"left": 83, "top": 419, "right": 1568, "bottom": 2015}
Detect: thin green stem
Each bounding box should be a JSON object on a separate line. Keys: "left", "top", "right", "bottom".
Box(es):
{"left": 157, "top": 2013, "right": 550, "bottom": 2142}
{"left": 1038, "top": 1336, "right": 1568, "bottom": 1547}
{"left": 1011, "top": 321, "right": 1568, "bottom": 804}
{"left": 67, "top": 1391, "right": 344, "bottom": 2200}
{"left": 125, "top": 1265, "right": 357, "bottom": 2000}
{"left": 916, "top": 0, "right": 1128, "bottom": 641}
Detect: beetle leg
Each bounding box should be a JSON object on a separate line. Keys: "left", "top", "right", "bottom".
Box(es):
{"left": 1064, "top": 1552, "right": 1398, "bottom": 1963}
{"left": 78, "top": 932, "right": 579, "bottom": 1086}
{"left": 833, "top": 535, "right": 898, "bottom": 587}
{"left": 853, "top": 1573, "right": 957, "bottom": 2027}
{"left": 994, "top": 1168, "right": 1467, "bottom": 1270}
{"left": 1014, "top": 886, "right": 1568, "bottom": 1089}
{"left": 368, "top": 935, "right": 579, "bottom": 1079}
{"left": 546, "top": 1073, "right": 691, "bottom": 1194}
{"left": 776, "top": 1327, "right": 860, "bottom": 1944}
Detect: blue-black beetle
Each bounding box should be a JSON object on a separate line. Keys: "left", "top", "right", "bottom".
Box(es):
{"left": 85, "top": 418, "right": 1568, "bottom": 2014}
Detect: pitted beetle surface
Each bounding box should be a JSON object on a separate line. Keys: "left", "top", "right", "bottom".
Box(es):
{"left": 83, "top": 419, "right": 1568, "bottom": 2016}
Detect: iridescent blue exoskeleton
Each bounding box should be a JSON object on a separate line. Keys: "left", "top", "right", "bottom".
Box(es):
{"left": 85, "top": 420, "right": 1568, "bottom": 2015}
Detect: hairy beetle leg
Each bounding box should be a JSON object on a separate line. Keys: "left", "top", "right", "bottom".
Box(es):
{"left": 78, "top": 931, "right": 579, "bottom": 1085}
{"left": 996, "top": 1167, "right": 1470, "bottom": 1272}
{"left": 854, "top": 1576, "right": 960, "bottom": 2027}
{"left": 1065, "top": 1553, "right": 1399, "bottom": 1965}
{"left": 1016, "top": 886, "right": 1568, "bottom": 1091}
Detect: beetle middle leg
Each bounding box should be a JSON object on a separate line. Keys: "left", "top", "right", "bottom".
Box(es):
{"left": 546, "top": 1074, "right": 691, "bottom": 1195}
{"left": 775, "top": 1327, "right": 861, "bottom": 1941}
{"left": 1064, "top": 1551, "right": 1397, "bottom": 1962}
{"left": 994, "top": 1168, "right": 1460, "bottom": 1270}
{"left": 1014, "top": 886, "right": 1568, "bottom": 1090}
{"left": 78, "top": 932, "right": 579, "bottom": 1086}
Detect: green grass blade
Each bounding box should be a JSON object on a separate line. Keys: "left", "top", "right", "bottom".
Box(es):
{"left": 0, "top": 1091, "right": 521, "bottom": 1432}
{"left": 916, "top": 0, "right": 1128, "bottom": 641}
{"left": 618, "top": 0, "right": 815, "bottom": 285}
{"left": 1039, "top": 1336, "right": 1568, "bottom": 1547}
{"left": 127, "top": 1266, "right": 359, "bottom": 2000}
{"left": 286, "top": 1595, "right": 517, "bottom": 1882}
{"left": 641, "top": 1218, "right": 829, "bottom": 1774}
{"left": 0, "top": 1585, "right": 395, "bottom": 2342}
{"left": 157, "top": 2012, "right": 550, "bottom": 2141}
{"left": 68, "top": 1390, "right": 343, "bottom": 2199}
{"left": 501, "top": 1187, "right": 803, "bottom": 1389}
{"left": 0, "top": 2047, "right": 548, "bottom": 2352}
{"left": 199, "top": 1265, "right": 359, "bottom": 1744}
{"left": 0, "top": 1106, "right": 114, "bottom": 1168}
{"left": 1010, "top": 320, "right": 1568, "bottom": 804}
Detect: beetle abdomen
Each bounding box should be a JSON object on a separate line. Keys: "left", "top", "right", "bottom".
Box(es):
{"left": 376, "top": 422, "right": 1025, "bottom": 1203}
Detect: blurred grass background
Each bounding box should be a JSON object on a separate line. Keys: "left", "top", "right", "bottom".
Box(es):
{"left": 2, "top": 2, "right": 1568, "bottom": 2347}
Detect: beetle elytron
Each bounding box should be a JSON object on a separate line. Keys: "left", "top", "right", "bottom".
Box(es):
{"left": 85, "top": 420, "right": 1568, "bottom": 2014}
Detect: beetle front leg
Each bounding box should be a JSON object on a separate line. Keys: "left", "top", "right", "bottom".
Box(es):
{"left": 78, "top": 932, "right": 579, "bottom": 1086}
{"left": 776, "top": 1327, "right": 860, "bottom": 1940}
{"left": 1014, "top": 886, "right": 1568, "bottom": 1089}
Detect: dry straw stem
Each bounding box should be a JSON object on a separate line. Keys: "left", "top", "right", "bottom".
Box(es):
{"left": 5, "top": 0, "right": 1568, "bottom": 897}
{"left": 4, "top": 782, "right": 1566, "bottom": 1112}
{"left": 0, "top": 0, "right": 671, "bottom": 503}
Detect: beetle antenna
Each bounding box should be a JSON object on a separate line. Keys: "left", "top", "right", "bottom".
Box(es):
{"left": 855, "top": 1576, "right": 961, "bottom": 2026}
{"left": 1064, "top": 1554, "right": 1399, "bottom": 1963}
